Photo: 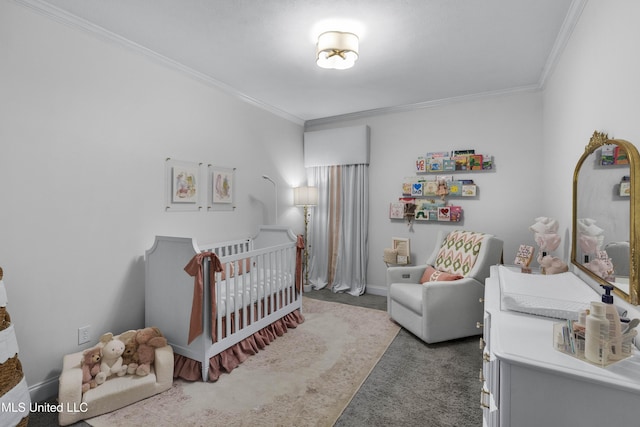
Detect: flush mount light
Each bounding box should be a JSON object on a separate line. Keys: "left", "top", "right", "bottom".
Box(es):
{"left": 316, "top": 31, "right": 359, "bottom": 70}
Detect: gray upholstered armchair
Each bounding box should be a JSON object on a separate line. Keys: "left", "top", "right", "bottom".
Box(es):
{"left": 387, "top": 230, "right": 503, "bottom": 344}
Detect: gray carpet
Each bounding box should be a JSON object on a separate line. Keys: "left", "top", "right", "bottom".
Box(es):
{"left": 335, "top": 328, "right": 482, "bottom": 427}
{"left": 31, "top": 288, "right": 481, "bottom": 426}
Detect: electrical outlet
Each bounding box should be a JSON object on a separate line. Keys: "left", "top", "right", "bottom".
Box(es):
{"left": 78, "top": 325, "right": 91, "bottom": 345}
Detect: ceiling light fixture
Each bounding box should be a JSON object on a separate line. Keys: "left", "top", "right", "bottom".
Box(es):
{"left": 316, "top": 31, "right": 359, "bottom": 70}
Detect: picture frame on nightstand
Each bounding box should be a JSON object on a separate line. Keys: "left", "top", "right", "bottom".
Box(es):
{"left": 392, "top": 237, "right": 411, "bottom": 265}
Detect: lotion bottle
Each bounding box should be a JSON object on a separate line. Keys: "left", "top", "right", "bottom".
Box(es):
{"left": 601, "top": 285, "right": 623, "bottom": 360}
{"left": 585, "top": 301, "right": 609, "bottom": 364}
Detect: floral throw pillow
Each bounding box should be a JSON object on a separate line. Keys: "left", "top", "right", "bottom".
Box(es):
{"left": 434, "top": 230, "right": 486, "bottom": 277}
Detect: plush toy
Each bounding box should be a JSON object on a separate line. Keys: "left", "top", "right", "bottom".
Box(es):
{"left": 538, "top": 255, "right": 569, "bottom": 275}
{"left": 584, "top": 257, "right": 614, "bottom": 280}
{"left": 134, "top": 327, "right": 167, "bottom": 376}
{"left": 95, "top": 333, "right": 128, "bottom": 384}
{"left": 80, "top": 346, "right": 102, "bottom": 393}
{"left": 436, "top": 179, "right": 449, "bottom": 199}
{"left": 577, "top": 218, "right": 605, "bottom": 257}
{"left": 121, "top": 336, "right": 140, "bottom": 375}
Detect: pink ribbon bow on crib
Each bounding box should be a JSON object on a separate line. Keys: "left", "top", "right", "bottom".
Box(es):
{"left": 184, "top": 251, "right": 223, "bottom": 344}
{"left": 296, "top": 234, "right": 304, "bottom": 292}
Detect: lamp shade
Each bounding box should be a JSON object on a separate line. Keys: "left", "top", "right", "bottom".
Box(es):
{"left": 316, "top": 31, "right": 359, "bottom": 70}
{"left": 293, "top": 186, "right": 318, "bottom": 206}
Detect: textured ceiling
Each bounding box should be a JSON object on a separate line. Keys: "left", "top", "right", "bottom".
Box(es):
{"left": 28, "top": 0, "right": 580, "bottom": 124}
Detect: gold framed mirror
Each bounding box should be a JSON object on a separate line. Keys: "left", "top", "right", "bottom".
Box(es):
{"left": 572, "top": 131, "right": 640, "bottom": 304}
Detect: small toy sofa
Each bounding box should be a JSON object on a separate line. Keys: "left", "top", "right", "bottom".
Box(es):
{"left": 58, "top": 337, "right": 173, "bottom": 426}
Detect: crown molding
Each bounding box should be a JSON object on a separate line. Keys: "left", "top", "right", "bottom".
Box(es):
{"left": 538, "top": 0, "right": 588, "bottom": 89}
{"left": 12, "top": 0, "right": 305, "bottom": 126}
{"left": 304, "top": 85, "right": 541, "bottom": 129}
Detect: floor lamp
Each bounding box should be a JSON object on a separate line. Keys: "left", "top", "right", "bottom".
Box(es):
{"left": 293, "top": 186, "right": 318, "bottom": 292}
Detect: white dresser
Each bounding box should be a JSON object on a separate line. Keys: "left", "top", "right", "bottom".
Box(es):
{"left": 481, "top": 265, "right": 640, "bottom": 427}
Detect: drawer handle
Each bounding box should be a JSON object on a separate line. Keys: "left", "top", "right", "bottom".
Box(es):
{"left": 479, "top": 297, "right": 485, "bottom": 303}
{"left": 479, "top": 369, "right": 484, "bottom": 382}
{"left": 479, "top": 337, "right": 485, "bottom": 350}
{"left": 476, "top": 322, "right": 484, "bottom": 329}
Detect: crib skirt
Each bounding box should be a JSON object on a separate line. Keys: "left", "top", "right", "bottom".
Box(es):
{"left": 173, "top": 309, "right": 304, "bottom": 381}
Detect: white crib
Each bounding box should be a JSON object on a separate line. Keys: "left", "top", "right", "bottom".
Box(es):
{"left": 145, "top": 225, "right": 303, "bottom": 381}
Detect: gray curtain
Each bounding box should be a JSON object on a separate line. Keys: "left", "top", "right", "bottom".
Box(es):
{"left": 308, "top": 164, "right": 369, "bottom": 295}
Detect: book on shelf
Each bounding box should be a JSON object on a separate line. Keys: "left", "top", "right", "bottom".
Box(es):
{"left": 436, "top": 175, "right": 453, "bottom": 182}
{"left": 426, "top": 151, "right": 450, "bottom": 158}
{"left": 462, "top": 184, "right": 477, "bottom": 197}
{"left": 452, "top": 149, "right": 475, "bottom": 156}
{"left": 389, "top": 202, "right": 405, "bottom": 219}
{"left": 615, "top": 146, "right": 629, "bottom": 164}
{"left": 600, "top": 145, "right": 615, "bottom": 165}
{"left": 424, "top": 180, "right": 439, "bottom": 195}
{"left": 448, "top": 181, "right": 462, "bottom": 196}
{"left": 442, "top": 159, "right": 455, "bottom": 171}
{"left": 469, "top": 154, "right": 483, "bottom": 170}
{"left": 620, "top": 181, "right": 631, "bottom": 197}
{"left": 482, "top": 154, "right": 493, "bottom": 170}
{"left": 417, "top": 199, "right": 446, "bottom": 209}
{"left": 453, "top": 155, "right": 469, "bottom": 170}
{"left": 411, "top": 182, "right": 424, "bottom": 196}
{"left": 428, "top": 157, "right": 443, "bottom": 172}
{"left": 414, "top": 209, "right": 429, "bottom": 220}
{"left": 437, "top": 207, "right": 451, "bottom": 221}
{"left": 449, "top": 206, "right": 462, "bottom": 221}
{"left": 402, "top": 182, "right": 412, "bottom": 196}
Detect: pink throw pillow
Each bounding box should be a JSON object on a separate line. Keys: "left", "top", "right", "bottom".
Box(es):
{"left": 420, "top": 266, "right": 464, "bottom": 283}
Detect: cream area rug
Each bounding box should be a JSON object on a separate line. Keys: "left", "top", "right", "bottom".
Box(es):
{"left": 87, "top": 297, "right": 400, "bottom": 427}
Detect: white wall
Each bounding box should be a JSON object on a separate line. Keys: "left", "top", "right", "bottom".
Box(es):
{"left": 0, "top": 1, "right": 304, "bottom": 400}
{"left": 542, "top": 0, "right": 640, "bottom": 261}
{"left": 306, "top": 92, "right": 545, "bottom": 292}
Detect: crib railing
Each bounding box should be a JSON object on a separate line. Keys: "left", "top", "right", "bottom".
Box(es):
{"left": 202, "top": 241, "right": 300, "bottom": 379}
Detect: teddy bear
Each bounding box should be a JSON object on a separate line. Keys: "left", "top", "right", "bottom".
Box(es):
{"left": 133, "top": 327, "right": 167, "bottom": 376}
{"left": 80, "top": 346, "right": 102, "bottom": 393}
{"left": 121, "top": 336, "right": 140, "bottom": 375}
{"left": 95, "top": 332, "right": 128, "bottom": 384}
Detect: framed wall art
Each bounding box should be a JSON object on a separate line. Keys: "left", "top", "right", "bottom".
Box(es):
{"left": 165, "top": 158, "right": 203, "bottom": 211}
{"left": 392, "top": 237, "right": 411, "bottom": 265}
{"left": 208, "top": 165, "right": 236, "bottom": 211}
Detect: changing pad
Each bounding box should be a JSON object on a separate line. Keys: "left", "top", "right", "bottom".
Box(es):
{"left": 498, "top": 265, "right": 600, "bottom": 320}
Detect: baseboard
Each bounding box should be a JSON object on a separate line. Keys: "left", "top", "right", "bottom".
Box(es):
{"left": 29, "top": 375, "right": 58, "bottom": 403}
{"left": 365, "top": 284, "right": 387, "bottom": 297}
